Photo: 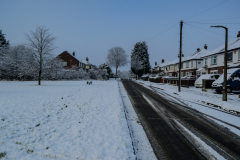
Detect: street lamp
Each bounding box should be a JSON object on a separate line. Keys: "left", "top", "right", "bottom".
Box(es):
{"left": 210, "top": 25, "right": 228, "bottom": 101}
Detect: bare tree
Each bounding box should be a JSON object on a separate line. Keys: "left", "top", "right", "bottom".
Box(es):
{"left": 106, "top": 47, "right": 128, "bottom": 79}
{"left": 25, "top": 26, "right": 56, "bottom": 85}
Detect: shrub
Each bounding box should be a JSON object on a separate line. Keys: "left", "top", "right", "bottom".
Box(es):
{"left": 149, "top": 77, "right": 161, "bottom": 83}
{"left": 0, "top": 152, "right": 6, "bottom": 158}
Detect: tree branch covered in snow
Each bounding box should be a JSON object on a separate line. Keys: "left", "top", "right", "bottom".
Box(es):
{"left": 25, "top": 26, "right": 56, "bottom": 85}
{"left": 106, "top": 47, "right": 129, "bottom": 78}
{"left": 131, "top": 41, "right": 151, "bottom": 78}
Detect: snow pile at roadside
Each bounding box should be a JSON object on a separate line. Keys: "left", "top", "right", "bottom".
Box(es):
{"left": 137, "top": 80, "right": 240, "bottom": 113}
{"left": 0, "top": 81, "right": 135, "bottom": 160}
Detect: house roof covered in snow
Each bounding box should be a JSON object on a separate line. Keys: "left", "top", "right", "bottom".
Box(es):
{"left": 201, "top": 37, "right": 240, "bottom": 58}
{"left": 81, "top": 59, "right": 89, "bottom": 65}
{"left": 166, "top": 58, "right": 179, "bottom": 66}
{"left": 154, "top": 61, "right": 170, "bottom": 68}
{"left": 183, "top": 48, "right": 210, "bottom": 62}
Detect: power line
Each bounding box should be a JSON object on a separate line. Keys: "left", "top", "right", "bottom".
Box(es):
{"left": 184, "top": 23, "right": 235, "bottom": 38}
{"left": 185, "top": 0, "right": 230, "bottom": 21}
{"left": 166, "top": 27, "right": 179, "bottom": 56}
{"left": 147, "top": 23, "right": 179, "bottom": 42}
{"left": 186, "top": 17, "right": 240, "bottom": 23}
{"left": 183, "top": 27, "right": 195, "bottom": 51}
{"left": 186, "top": 22, "right": 240, "bottom": 24}
{"left": 185, "top": 24, "right": 223, "bottom": 42}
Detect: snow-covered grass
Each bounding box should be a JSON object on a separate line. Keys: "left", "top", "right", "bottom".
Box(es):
{"left": 0, "top": 80, "right": 135, "bottom": 160}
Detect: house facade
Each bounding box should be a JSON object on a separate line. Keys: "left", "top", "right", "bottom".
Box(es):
{"left": 57, "top": 51, "right": 86, "bottom": 70}
{"left": 200, "top": 32, "right": 240, "bottom": 76}
{"left": 180, "top": 45, "right": 210, "bottom": 77}
{"left": 81, "top": 57, "right": 97, "bottom": 71}
{"left": 165, "top": 59, "right": 178, "bottom": 77}
{"left": 151, "top": 59, "right": 168, "bottom": 75}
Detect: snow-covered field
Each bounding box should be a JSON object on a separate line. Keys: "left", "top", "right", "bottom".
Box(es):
{"left": 0, "top": 80, "right": 137, "bottom": 160}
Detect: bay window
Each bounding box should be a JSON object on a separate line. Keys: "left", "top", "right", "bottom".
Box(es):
{"left": 211, "top": 56, "right": 217, "bottom": 65}
{"left": 227, "top": 52, "right": 233, "bottom": 61}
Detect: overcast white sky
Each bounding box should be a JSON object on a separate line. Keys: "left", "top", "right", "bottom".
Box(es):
{"left": 2, "top": 0, "right": 240, "bottom": 71}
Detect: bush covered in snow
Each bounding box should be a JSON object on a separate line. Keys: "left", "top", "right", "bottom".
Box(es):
{"left": 0, "top": 45, "right": 108, "bottom": 81}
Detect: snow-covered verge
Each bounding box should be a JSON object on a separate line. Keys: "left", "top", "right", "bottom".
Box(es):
{"left": 0, "top": 80, "right": 135, "bottom": 160}
{"left": 118, "top": 82, "right": 157, "bottom": 160}
{"left": 136, "top": 80, "right": 240, "bottom": 113}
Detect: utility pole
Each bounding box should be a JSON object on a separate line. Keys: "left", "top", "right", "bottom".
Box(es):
{"left": 178, "top": 20, "right": 183, "bottom": 92}
{"left": 211, "top": 25, "right": 228, "bottom": 101}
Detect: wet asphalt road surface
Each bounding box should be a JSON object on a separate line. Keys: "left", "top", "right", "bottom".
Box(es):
{"left": 122, "top": 80, "right": 240, "bottom": 160}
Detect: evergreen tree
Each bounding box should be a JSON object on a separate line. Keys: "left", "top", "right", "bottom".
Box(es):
{"left": 0, "top": 30, "right": 10, "bottom": 48}
{"left": 131, "top": 41, "right": 151, "bottom": 77}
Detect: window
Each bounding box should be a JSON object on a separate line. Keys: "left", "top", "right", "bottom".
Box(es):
{"left": 202, "top": 72, "right": 206, "bottom": 75}
{"left": 227, "top": 52, "right": 233, "bottom": 61}
{"left": 178, "top": 63, "right": 183, "bottom": 69}
{"left": 191, "top": 61, "right": 193, "bottom": 67}
{"left": 205, "top": 58, "right": 208, "bottom": 65}
{"left": 186, "top": 72, "right": 189, "bottom": 76}
{"left": 197, "top": 72, "right": 201, "bottom": 77}
{"left": 62, "top": 62, "right": 67, "bottom": 66}
{"left": 186, "top": 61, "right": 189, "bottom": 68}
{"left": 211, "top": 56, "right": 217, "bottom": 65}
{"left": 198, "top": 61, "right": 201, "bottom": 64}
{"left": 169, "top": 66, "right": 170, "bottom": 70}
{"left": 210, "top": 71, "right": 218, "bottom": 74}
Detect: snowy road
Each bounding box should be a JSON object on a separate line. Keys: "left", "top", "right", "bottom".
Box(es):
{"left": 122, "top": 80, "right": 240, "bottom": 160}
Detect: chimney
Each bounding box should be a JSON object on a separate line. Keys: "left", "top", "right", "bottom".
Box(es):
{"left": 86, "top": 57, "right": 89, "bottom": 62}
{"left": 72, "top": 52, "right": 75, "bottom": 56}
{"left": 197, "top": 48, "right": 200, "bottom": 52}
{"left": 162, "top": 59, "right": 165, "bottom": 63}
{"left": 204, "top": 44, "right": 207, "bottom": 50}
{"left": 155, "top": 62, "right": 157, "bottom": 66}
{"left": 237, "top": 31, "right": 240, "bottom": 38}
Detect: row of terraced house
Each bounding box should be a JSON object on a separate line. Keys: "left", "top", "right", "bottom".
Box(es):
{"left": 152, "top": 31, "right": 240, "bottom": 78}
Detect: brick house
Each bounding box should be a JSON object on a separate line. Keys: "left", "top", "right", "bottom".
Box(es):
{"left": 56, "top": 51, "right": 86, "bottom": 70}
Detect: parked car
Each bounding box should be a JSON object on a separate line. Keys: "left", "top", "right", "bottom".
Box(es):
{"left": 194, "top": 74, "right": 220, "bottom": 88}
{"left": 212, "top": 68, "right": 240, "bottom": 93}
